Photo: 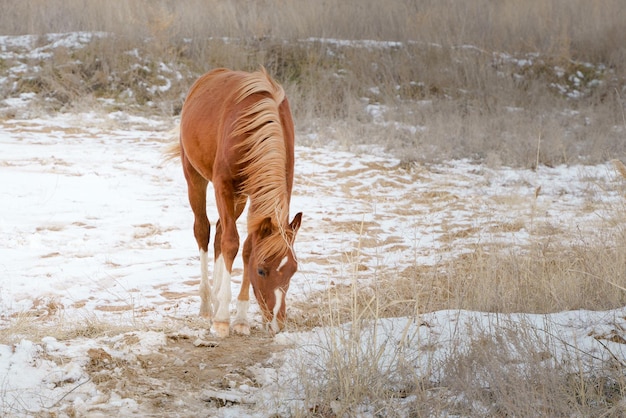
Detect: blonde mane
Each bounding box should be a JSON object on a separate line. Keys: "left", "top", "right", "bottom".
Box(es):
{"left": 231, "top": 68, "right": 293, "bottom": 262}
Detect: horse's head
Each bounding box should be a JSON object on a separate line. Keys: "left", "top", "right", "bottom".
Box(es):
{"left": 246, "top": 212, "right": 302, "bottom": 335}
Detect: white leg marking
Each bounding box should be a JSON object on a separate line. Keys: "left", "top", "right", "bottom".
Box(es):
{"left": 212, "top": 253, "right": 224, "bottom": 314}
{"left": 199, "top": 249, "right": 212, "bottom": 317}
{"left": 270, "top": 288, "right": 284, "bottom": 334}
{"left": 214, "top": 255, "right": 232, "bottom": 323}
{"left": 276, "top": 256, "right": 288, "bottom": 272}
{"left": 234, "top": 299, "right": 250, "bottom": 325}
{"left": 233, "top": 299, "right": 251, "bottom": 335}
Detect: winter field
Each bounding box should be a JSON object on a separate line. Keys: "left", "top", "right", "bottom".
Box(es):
{"left": 3, "top": 109, "right": 626, "bottom": 416}
{"left": 2, "top": 2, "right": 626, "bottom": 416}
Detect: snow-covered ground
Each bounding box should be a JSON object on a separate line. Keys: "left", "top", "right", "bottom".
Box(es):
{"left": 1, "top": 110, "right": 626, "bottom": 416}
{"left": 2, "top": 32, "right": 626, "bottom": 417}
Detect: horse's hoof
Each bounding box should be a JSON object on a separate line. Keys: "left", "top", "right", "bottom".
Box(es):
{"left": 233, "top": 322, "right": 250, "bottom": 336}
{"left": 212, "top": 321, "right": 230, "bottom": 338}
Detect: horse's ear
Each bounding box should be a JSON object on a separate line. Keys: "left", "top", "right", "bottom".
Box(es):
{"left": 290, "top": 212, "right": 302, "bottom": 235}
{"left": 259, "top": 217, "right": 273, "bottom": 238}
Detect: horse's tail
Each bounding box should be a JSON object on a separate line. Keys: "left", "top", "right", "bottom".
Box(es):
{"left": 162, "top": 125, "right": 181, "bottom": 162}
{"left": 163, "top": 141, "right": 180, "bottom": 161}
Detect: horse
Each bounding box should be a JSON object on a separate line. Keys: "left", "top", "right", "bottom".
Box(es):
{"left": 166, "top": 67, "right": 302, "bottom": 337}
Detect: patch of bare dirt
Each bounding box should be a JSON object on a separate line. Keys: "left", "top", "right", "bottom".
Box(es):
{"left": 84, "top": 326, "right": 286, "bottom": 416}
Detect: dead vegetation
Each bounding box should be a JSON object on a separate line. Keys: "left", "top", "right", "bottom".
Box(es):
{"left": 2, "top": 1, "right": 626, "bottom": 416}
{"left": 1, "top": 0, "right": 625, "bottom": 166}
{"left": 286, "top": 225, "right": 626, "bottom": 417}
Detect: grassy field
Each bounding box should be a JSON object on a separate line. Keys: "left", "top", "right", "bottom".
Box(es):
{"left": 2, "top": 0, "right": 625, "bottom": 167}
{"left": 2, "top": 1, "right": 626, "bottom": 416}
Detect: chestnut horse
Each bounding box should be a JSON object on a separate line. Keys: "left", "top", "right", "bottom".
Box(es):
{"left": 167, "top": 67, "right": 302, "bottom": 337}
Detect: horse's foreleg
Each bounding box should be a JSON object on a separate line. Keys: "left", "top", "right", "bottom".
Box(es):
{"left": 213, "top": 235, "right": 239, "bottom": 337}
{"left": 212, "top": 191, "right": 242, "bottom": 338}
{"left": 212, "top": 229, "right": 238, "bottom": 337}
{"left": 233, "top": 237, "right": 252, "bottom": 335}
{"left": 212, "top": 252, "right": 230, "bottom": 334}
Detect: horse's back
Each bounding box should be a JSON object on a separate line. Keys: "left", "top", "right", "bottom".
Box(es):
{"left": 179, "top": 68, "right": 245, "bottom": 181}
{"left": 179, "top": 68, "right": 293, "bottom": 186}
{"left": 183, "top": 68, "right": 246, "bottom": 111}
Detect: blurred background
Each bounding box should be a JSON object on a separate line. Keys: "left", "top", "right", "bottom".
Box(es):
{"left": 1, "top": 0, "right": 625, "bottom": 166}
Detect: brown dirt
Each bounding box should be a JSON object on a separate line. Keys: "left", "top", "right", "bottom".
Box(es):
{"left": 83, "top": 325, "right": 287, "bottom": 416}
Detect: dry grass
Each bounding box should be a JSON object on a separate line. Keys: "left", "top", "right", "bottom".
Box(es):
{"left": 2, "top": 1, "right": 626, "bottom": 414}
{"left": 0, "top": 310, "right": 133, "bottom": 346}
{"left": 432, "top": 321, "right": 626, "bottom": 417}
{"left": 1, "top": 0, "right": 625, "bottom": 166}
{"left": 290, "top": 247, "right": 626, "bottom": 416}
{"left": 438, "top": 234, "right": 626, "bottom": 313}
{"left": 286, "top": 203, "right": 626, "bottom": 416}
{"left": 292, "top": 226, "right": 626, "bottom": 327}
{"left": 3, "top": 0, "right": 625, "bottom": 61}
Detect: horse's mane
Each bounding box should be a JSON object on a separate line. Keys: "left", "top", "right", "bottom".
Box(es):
{"left": 231, "top": 67, "right": 294, "bottom": 262}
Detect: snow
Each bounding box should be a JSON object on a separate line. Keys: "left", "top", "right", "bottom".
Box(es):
{"left": 1, "top": 32, "right": 626, "bottom": 416}
{"left": 1, "top": 110, "right": 625, "bottom": 416}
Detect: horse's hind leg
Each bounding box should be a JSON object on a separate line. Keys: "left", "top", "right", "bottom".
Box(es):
{"left": 182, "top": 153, "right": 212, "bottom": 318}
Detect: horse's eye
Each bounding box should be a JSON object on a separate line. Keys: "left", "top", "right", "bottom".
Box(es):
{"left": 257, "top": 268, "right": 267, "bottom": 277}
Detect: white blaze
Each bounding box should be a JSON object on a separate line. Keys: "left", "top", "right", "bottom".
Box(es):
{"left": 270, "top": 288, "right": 284, "bottom": 333}
{"left": 276, "top": 256, "right": 288, "bottom": 272}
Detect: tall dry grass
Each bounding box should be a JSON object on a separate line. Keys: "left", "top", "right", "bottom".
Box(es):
{"left": 286, "top": 214, "right": 626, "bottom": 416}
{"left": 285, "top": 159, "right": 626, "bottom": 415}
{"left": 1, "top": 0, "right": 625, "bottom": 166}
{"left": 3, "top": 0, "right": 625, "bottom": 62}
